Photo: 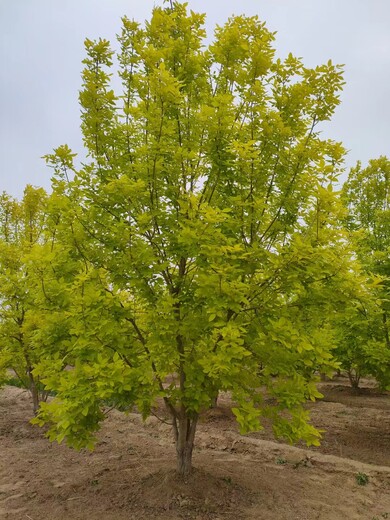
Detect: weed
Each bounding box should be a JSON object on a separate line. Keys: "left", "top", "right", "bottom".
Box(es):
{"left": 276, "top": 457, "right": 287, "bottom": 465}
{"left": 355, "top": 472, "right": 369, "bottom": 486}
{"left": 293, "top": 456, "right": 313, "bottom": 469}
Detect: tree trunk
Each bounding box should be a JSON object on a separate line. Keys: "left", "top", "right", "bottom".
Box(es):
{"left": 27, "top": 367, "right": 39, "bottom": 415}
{"left": 347, "top": 369, "right": 360, "bottom": 391}
{"left": 210, "top": 391, "right": 219, "bottom": 408}
{"left": 383, "top": 311, "right": 390, "bottom": 349}
{"left": 175, "top": 415, "right": 198, "bottom": 477}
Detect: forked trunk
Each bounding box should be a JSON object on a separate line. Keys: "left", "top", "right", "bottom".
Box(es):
{"left": 175, "top": 415, "right": 198, "bottom": 477}
{"left": 347, "top": 369, "right": 360, "bottom": 391}
{"left": 176, "top": 440, "right": 193, "bottom": 476}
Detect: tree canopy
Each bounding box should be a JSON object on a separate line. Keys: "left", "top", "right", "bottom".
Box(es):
{"left": 0, "top": 186, "right": 49, "bottom": 412}
{"left": 338, "top": 158, "right": 390, "bottom": 388}
{"left": 2, "top": 1, "right": 377, "bottom": 476}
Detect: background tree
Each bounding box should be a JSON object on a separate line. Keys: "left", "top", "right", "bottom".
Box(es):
{"left": 332, "top": 275, "right": 390, "bottom": 389}
{"left": 0, "top": 186, "right": 50, "bottom": 413}
{"left": 36, "top": 1, "right": 354, "bottom": 476}
{"left": 340, "top": 157, "right": 390, "bottom": 388}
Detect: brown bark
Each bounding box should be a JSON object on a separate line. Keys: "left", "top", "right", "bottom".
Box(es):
{"left": 174, "top": 415, "right": 198, "bottom": 477}
{"left": 27, "top": 367, "right": 39, "bottom": 415}
{"left": 347, "top": 369, "right": 360, "bottom": 391}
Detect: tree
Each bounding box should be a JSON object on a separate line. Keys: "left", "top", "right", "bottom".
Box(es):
{"left": 340, "top": 157, "right": 390, "bottom": 388}
{"left": 343, "top": 157, "right": 390, "bottom": 277}
{"left": 0, "top": 186, "right": 50, "bottom": 413}
{"left": 332, "top": 275, "right": 390, "bottom": 389}
{"left": 36, "top": 1, "right": 353, "bottom": 476}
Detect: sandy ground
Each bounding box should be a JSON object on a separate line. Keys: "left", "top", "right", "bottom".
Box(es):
{"left": 0, "top": 377, "right": 389, "bottom": 520}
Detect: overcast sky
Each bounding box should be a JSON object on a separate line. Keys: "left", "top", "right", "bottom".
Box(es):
{"left": 1, "top": 0, "right": 390, "bottom": 198}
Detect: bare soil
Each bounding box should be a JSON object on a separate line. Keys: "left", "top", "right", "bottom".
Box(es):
{"left": 1, "top": 377, "right": 389, "bottom": 520}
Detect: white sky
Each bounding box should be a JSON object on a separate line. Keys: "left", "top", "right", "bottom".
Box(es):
{"left": 1, "top": 0, "right": 390, "bottom": 198}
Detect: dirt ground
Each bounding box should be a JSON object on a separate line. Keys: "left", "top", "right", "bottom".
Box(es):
{"left": 1, "top": 377, "right": 389, "bottom": 520}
